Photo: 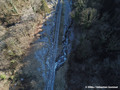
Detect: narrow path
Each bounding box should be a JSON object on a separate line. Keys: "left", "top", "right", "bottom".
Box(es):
{"left": 45, "top": 0, "right": 71, "bottom": 89}
{"left": 45, "top": 0, "right": 62, "bottom": 89}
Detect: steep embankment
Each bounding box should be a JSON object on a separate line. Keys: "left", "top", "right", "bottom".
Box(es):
{"left": 67, "top": 0, "right": 120, "bottom": 89}
{"left": 0, "top": 0, "right": 51, "bottom": 89}
{"left": 8, "top": 0, "right": 62, "bottom": 89}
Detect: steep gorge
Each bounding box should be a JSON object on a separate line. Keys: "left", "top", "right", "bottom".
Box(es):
{"left": 0, "top": 0, "right": 120, "bottom": 90}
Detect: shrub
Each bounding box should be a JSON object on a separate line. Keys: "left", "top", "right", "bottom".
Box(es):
{"left": 10, "top": 60, "right": 16, "bottom": 63}
{"left": 80, "top": 8, "right": 97, "bottom": 28}
{"left": 9, "top": 75, "right": 15, "bottom": 80}
{"left": 0, "top": 74, "right": 6, "bottom": 80}
{"left": 6, "top": 37, "right": 24, "bottom": 57}
{"left": 40, "top": 0, "right": 50, "bottom": 13}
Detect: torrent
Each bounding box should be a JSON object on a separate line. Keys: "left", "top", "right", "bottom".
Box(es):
{"left": 35, "top": 0, "right": 72, "bottom": 89}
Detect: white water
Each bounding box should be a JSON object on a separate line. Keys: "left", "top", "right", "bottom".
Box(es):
{"left": 35, "top": 0, "right": 71, "bottom": 89}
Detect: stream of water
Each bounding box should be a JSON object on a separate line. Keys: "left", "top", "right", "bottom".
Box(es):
{"left": 35, "top": 0, "right": 71, "bottom": 89}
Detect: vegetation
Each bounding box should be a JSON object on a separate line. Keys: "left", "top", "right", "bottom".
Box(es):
{"left": 0, "top": 74, "right": 6, "bottom": 80}
{"left": 71, "top": 0, "right": 120, "bottom": 60}
{"left": 0, "top": 0, "right": 50, "bottom": 26}
{"left": 0, "top": 0, "right": 29, "bottom": 26}
{"left": 0, "top": 0, "right": 50, "bottom": 88}
{"left": 41, "top": 0, "right": 50, "bottom": 13}
{"left": 67, "top": 0, "right": 120, "bottom": 89}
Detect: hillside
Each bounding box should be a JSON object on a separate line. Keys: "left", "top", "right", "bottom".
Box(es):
{"left": 0, "top": 0, "right": 51, "bottom": 89}
{"left": 0, "top": 0, "right": 120, "bottom": 90}
{"left": 67, "top": 0, "right": 120, "bottom": 89}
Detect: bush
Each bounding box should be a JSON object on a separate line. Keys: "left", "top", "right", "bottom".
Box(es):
{"left": 0, "top": 74, "right": 6, "bottom": 80}
{"left": 5, "top": 37, "right": 24, "bottom": 57}
{"left": 80, "top": 8, "right": 97, "bottom": 28}
{"left": 0, "top": 0, "right": 29, "bottom": 26}
{"left": 71, "top": 0, "right": 98, "bottom": 28}
{"left": 40, "top": 0, "right": 50, "bottom": 13}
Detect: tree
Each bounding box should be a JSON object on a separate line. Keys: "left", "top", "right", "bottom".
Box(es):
{"left": 41, "top": 0, "right": 50, "bottom": 13}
